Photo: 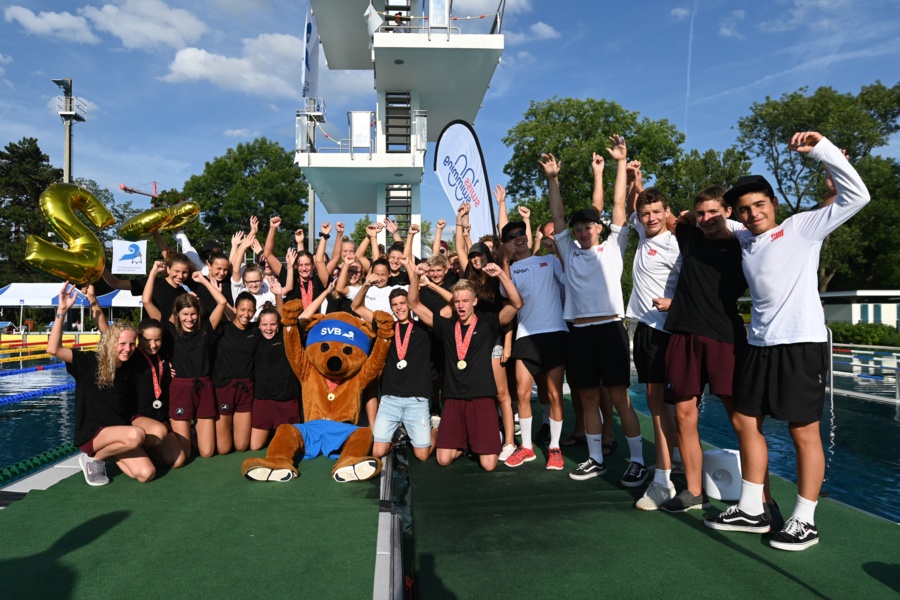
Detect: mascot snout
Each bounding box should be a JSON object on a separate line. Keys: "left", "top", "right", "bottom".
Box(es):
{"left": 327, "top": 356, "right": 343, "bottom": 372}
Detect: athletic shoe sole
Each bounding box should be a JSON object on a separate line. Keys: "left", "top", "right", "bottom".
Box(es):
{"left": 769, "top": 537, "right": 819, "bottom": 551}
{"left": 705, "top": 520, "right": 771, "bottom": 533}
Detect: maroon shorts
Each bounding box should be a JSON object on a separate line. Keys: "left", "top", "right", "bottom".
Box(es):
{"left": 216, "top": 378, "right": 254, "bottom": 416}
{"left": 78, "top": 427, "right": 105, "bottom": 457}
{"left": 665, "top": 333, "right": 742, "bottom": 401}
{"left": 169, "top": 376, "right": 217, "bottom": 420}
{"left": 252, "top": 398, "right": 301, "bottom": 430}
{"left": 435, "top": 397, "right": 502, "bottom": 456}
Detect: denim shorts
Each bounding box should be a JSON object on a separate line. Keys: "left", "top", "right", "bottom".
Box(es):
{"left": 373, "top": 395, "right": 431, "bottom": 448}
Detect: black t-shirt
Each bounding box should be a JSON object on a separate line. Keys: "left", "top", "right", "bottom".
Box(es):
{"left": 382, "top": 321, "right": 433, "bottom": 398}
{"left": 67, "top": 351, "right": 135, "bottom": 446}
{"left": 664, "top": 222, "right": 748, "bottom": 343}
{"left": 194, "top": 279, "right": 233, "bottom": 319}
{"left": 131, "top": 276, "right": 188, "bottom": 321}
{"left": 280, "top": 270, "right": 326, "bottom": 307}
{"left": 164, "top": 320, "right": 214, "bottom": 378}
{"left": 212, "top": 321, "right": 261, "bottom": 387}
{"left": 433, "top": 311, "right": 500, "bottom": 399}
{"left": 387, "top": 270, "right": 410, "bottom": 287}
{"left": 128, "top": 351, "right": 170, "bottom": 422}
{"left": 254, "top": 330, "right": 300, "bottom": 401}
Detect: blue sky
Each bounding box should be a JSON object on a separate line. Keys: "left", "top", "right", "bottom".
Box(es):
{"left": 2, "top": 0, "right": 898, "bottom": 242}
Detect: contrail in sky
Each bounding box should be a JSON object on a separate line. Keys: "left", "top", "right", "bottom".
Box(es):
{"left": 684, "top": 1, "right": 698, "bottom": 140}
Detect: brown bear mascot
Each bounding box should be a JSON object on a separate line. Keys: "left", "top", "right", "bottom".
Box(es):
{"left": 241, "top": 301, "right": 394, "bottom": 482}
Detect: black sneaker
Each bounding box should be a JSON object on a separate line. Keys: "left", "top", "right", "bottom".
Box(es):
{"left": 620, "top": 461, "right": 649, "bottom": 488}
{"left": 534, "top": 423, "right": 551, "bottom": 445}
{"left": 660, "top": 489, "right": 710, "bottom": 513}
{"left": 769, "top": 518, "right": 819, "bottom": 551}
{"left": 766, "top": 501, "right": 785, "bottom": 533}
{"left": 705, "top": 504, "right": 772, "bottom": 533}
{"left": 569, "top": 457, "right": 607, "bottom": 481}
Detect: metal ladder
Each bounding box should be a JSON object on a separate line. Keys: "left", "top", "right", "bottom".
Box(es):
{"left": 384, "top": 91, "right": 412, "bottom": 154}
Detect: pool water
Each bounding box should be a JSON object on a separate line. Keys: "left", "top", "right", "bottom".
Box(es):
{"left": 2, "top": 359, "right": 899, "bottom": 522}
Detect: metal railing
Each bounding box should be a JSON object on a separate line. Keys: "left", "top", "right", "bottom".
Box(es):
{"left": 827, "top": 330, "right": 900, "bottom": 405}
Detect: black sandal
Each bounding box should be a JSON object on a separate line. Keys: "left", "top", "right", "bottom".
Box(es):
{"left": 602, "top": 439, "right": 619, "bottom": 456}
{"left": 561, "top": 434, "right": 587, "bottom": 446}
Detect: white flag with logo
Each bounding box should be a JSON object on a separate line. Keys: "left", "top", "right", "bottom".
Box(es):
{"left": 301, "top": 5, "right": 319, "bottom": 100}
{"left": 111, "top": 240, "right": 147, "bottom": 275}
{"left": 434, "top": 120, "right": 496, "bottom": 240}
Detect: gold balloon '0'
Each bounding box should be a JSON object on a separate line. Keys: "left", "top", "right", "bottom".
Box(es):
{"left": 25, "top": 183, "right": 116, "bottom": 284}
{"left": 117, "top": 201, "right": 200, "bottom": 241}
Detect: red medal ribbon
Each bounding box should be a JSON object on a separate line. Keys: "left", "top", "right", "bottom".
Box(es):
{"left": 395, "top": 321, "right": 413, "bottom": 362}
{"left": 325, "top": 378, "right": 339, "bottom": 393}
{"left": 300, "top": 279, "right": 314, "bottom": 308}
{"left": 454, "top": 315, "right": 478, "bottom": 363}
{"left": 141, "top": 350, "right": 163, "bottom": 400}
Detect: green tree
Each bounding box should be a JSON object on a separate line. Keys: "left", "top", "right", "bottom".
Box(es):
{"left": 350, "top": 214, "right": 374, "bottom": 247}
{"left": 0, "top": 138, "right": 63, "bottom": 282}
{"left": 655, "top": 147, "right": 752, "bottom": 213}
{"left": 736, "top": 82, "right": 900, "bottom": 214}
{"left": 181, "top": 137, "right": 307, "bottom": 256}
{"left": 502, "top": 97, "right": 684, "bottom": 221}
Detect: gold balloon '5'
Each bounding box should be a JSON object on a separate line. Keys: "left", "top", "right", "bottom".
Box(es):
{"left": 25, "top": 183, "right": 115, "bottom": 285}
{"left": 118, "top": 200, "right": 200, "bottom": 241}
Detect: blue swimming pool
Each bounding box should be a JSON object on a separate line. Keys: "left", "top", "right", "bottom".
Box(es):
{"left": 2, "top": 358, "right": 899, "bottom": 522}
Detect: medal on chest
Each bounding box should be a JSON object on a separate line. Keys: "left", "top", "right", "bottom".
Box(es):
{"left": 455, "top": 315, "right": 478, "bottom": 371}
{"left": 325, "top": 378, "right": 338, "bottom": 401}
{"left": 395, "top": 321, "right": 413, "bottom": 369}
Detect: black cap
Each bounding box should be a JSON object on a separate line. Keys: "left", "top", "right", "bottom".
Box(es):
{"left": 468, "top": 242, "right": 491, "bottom": 257}
{"left": 724, "top": 175, "right": 776, "bottom": 206}
{"left": 568, "top": 207, "right": 601, "bottom": 227}
{"left": 500, "top": 221, "right": 527, "bottom": 241}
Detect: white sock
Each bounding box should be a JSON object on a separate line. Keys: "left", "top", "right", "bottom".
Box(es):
{"left": 790, "top": 495, "right": 818, "bottom": 526}
{"left": 737, "top": 480, "right": 765, "bottom": 516}
{"left": 673, "top": 447, "right": 682, "bottom": 464}
{"left": 549, "top": 418, "right": 563, "bottom": 449}
{"left": 653, "top": 468, "right": 671, "bottom": 487}
{"left": 626, "top": 435, "right": 644, "bottom": 465}
{"left": 586, "top": 433, "right": 604, "bottom": 464}
{"left": 519, "top": 417, "right": 533, "bottom": 449}
{"left": 541, "top": 404, "right": 550, "bottom": 425}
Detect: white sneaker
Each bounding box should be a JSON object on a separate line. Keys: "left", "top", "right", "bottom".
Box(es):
{"left": 498, "top": 444, "right": 517, "bottom": 462}
{"left": 79, "top": 454, "right": 109, "bottom": 487}
{"left": 634, "top": 481, "right": 675, "bottom": 511}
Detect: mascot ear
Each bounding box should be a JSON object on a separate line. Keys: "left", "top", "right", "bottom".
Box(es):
{"left": 303, "top": 313, "right": 328, "bottom": 333}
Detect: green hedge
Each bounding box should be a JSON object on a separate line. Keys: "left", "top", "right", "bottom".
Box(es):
{"left": 828, "top": 322, "right": 900, "bottom": 346}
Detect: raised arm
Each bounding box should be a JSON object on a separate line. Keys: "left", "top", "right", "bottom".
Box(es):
{"left": 606, "top": 135, "right": 628, "bottom": 227}
{"left": 454, "top": 203, "right": 471, "bottom": 272}
{"left": 314, "top": 222, "right": 333, "bottom": 287}
{"left": 484, "top": 263, "right": 522, "bottom": 327}
{"left": 294, "top": 228, "right": 306, "bottom": 253}
{"left": 591, "top": 152, "right": 606, "bottom": 215}
{"left": 300, "top": 280, "right": 334, "bottom": 319}
{"left": 406, "top": 261, "right": 435, "bottom": 328}
{"left": 174, "top": 229, "right": 204, "bottom": 272}
{"left": 517, "top": 205, "right": 533, "bottom": 250}
{"left": 384, "top": 217, "right": 403, "bottom": 245}
{"left": 494, "top": 185, "right": 509, "bottom": 235}
{"left": 262, "top": 216, "right": 283, "bottom": 277}
{"left": 101, "top": 267, "right": 131, "bottom": 291}
{"left": 540, "top": 153, "right": 566, "bottom": 236}
{"left": 47, "top": 283, "right": 77, "bottom": 363}
{"left": 350, "top": 272, "right": 376, "bottom": 316}
{"left": 625, "top": 160, "right": 644, "bottom": 217}
{"left": 404, "top": 223, "right": 420, "bottom": 263}
{"left": 142, "top": 260, "right": 166, "bottom": 321}
{"left": 191, "top": 271, "right": 227, "bottom": 329}
{"left": 152, "top": 231, "right": 173, "bottom": 260}
{"left": 335, "top": 258, "right": 354, "bottom": 296}
{"left": 432, "top": 220, "right": 446, "bottom": 256}
{"left": 282, "top": 248, "right": 297, "bottom": 297}
{"left": 83, "top": 284, "right": 107, "bottom": 333}
{"left": 324, "top": 221, "right": 345, "bottom": 276}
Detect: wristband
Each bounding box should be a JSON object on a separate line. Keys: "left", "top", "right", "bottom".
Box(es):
{"left": 319, "top": 233, "right": 330, "bottom": 240}
{"left": 55, "top": 313, "right": 64, "bottom": 319}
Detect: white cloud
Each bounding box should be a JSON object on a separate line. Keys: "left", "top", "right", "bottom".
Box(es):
{"left": 671, "top": 7, "right": 690, "bottom": 21}
{"left": 4, "top": 6, "right": 100, "bottom": 44}
{"left": 719, "top": 9, "right": 746, "bottom": 39}
{"left": 224, "top": 128, "right": 251, "bottom": 137}
{"left": 760, "top": 0, "right": 853, "bottom": 33}
{"left": 505, "top": 21, "right": 561, "bottom": 46}
{"left": 0, "top": 54, "right": 11, "bottom": 64}
{"left": 81, "top": 0, "right": 207, "bottom": 50}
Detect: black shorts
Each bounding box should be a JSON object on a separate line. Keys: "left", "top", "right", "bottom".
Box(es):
{"left": 566, "top": 320, "right": 631, "bottom": 389}
{"left": 733, "top": 342, "right": 829, "bottom": 422}
{"left": 633, "top": 322, "right": 670, "bottom": 384}
{"left": 512, "top": 331, "right": 568, "bottom": 376}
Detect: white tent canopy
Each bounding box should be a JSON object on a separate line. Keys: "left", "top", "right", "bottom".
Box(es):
{"left": 0, "top": 283, "right": 142, "bottom": 330}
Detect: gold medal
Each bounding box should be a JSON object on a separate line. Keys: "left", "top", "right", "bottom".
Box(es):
{"left": 327, "top": 393, "right": 335, "bottom": 401}
{"left": 457, "top": 360, "right": 467, "bottom": 370}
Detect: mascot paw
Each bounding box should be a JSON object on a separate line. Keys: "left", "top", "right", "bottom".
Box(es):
{"left": 333, "top": 458, "right": 382, "bottom": 483}
{"left": 242, "top": 457, "right": 299, "bottom": 482}
{"left": 372, "top": 310, "right": 395, "bottom": 339}
{"left": 282, "top": 299, "right": 304, "bottom": 327}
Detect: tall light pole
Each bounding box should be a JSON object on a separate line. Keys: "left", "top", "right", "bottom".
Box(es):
{"left": 51, "top": 78, "right": 86, "bottom": 183}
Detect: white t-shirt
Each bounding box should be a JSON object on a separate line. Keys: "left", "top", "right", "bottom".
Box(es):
{"left": 734, "top": 137, "right": 870, "bottom": 346}
{"left": 556, "top": 223, "right": 629, "bottom": 321}
{"left": 504, "top": 254, "right": 567, "bottom": 338}
{"left": 626, "top": 213, "right": 682, "bottom": 331}
{"left": 363, "top": 284, "right": 407, "bottom": 319}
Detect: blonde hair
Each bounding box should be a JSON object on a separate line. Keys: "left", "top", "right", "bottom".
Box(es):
{"left": 96, "top": 321, "right": 137, "bottom": 389}
{"left": 449, "top": 278, "right": 476, "bottom": 298}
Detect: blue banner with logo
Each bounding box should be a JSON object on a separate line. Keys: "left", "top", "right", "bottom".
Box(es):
{"left": 434, "top": 120, "right": 496, "bottom": 240}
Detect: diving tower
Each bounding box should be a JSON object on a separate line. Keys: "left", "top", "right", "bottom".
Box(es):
{"left": 295, "top": 0, "right": 505, "bottom": 251}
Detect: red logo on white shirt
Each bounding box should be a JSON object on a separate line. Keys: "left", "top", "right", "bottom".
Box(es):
{"left": 539, "top": 262, "right": 548, "bottom": 267}
{"left": 770, "top": 229, "right": 785, "bottom": 241}
{"left": 648, "top": 249, "right": 657, "bottom": 256}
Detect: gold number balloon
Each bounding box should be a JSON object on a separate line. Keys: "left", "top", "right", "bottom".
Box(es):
{"left": 25, "top": 183, "right": 116, "bottom": 284}
{"left": 117, "top": 201, "right": 200, "bottom": 241}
